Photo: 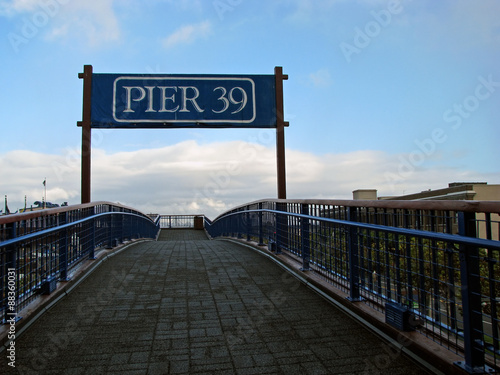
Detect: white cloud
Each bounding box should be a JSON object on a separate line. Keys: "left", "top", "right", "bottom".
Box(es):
{"left": 0, "top": 0, "right": 40, "bottom": 15}
{"left": 0, "top": 141, "right": 496, "bottom": 218}
{"left": 163, "top": 20, "right": 212, "bottom": 49}
{"left": 1, "top": 0, "right": 121, "bottom": 46}
{"left": 0, "top": 150, "right": 80, "bottom": 210}
{"left": 50, "top": 0, "right": 121, "bottom": 46}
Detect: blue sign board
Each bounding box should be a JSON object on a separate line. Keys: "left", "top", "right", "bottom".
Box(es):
{"left": 90, "top": 74, "right": 277, "bottom": 128}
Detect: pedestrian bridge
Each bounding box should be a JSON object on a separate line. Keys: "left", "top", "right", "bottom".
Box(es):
{"left": 1, "top": 199, "right": 500, "bottom": 374}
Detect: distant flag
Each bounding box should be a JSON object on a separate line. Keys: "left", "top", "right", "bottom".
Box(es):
{"left": 43, "top": 178, "right": 47, "bottom": 209}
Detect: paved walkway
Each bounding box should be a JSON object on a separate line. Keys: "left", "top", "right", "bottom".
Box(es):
{"left": 1, "top": 230, "right": 431, "bottom": 374}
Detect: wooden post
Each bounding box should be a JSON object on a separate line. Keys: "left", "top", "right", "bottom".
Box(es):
{"left": 78, "top": 65, "right": 93, "bottom": 204}
{"left": 274, "top": 67, "right": 288, "bottom": 253}
{"left": 275, "top": 67, "right": 288, "bottom": 199}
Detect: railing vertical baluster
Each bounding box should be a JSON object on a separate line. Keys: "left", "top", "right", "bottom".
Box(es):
{"left": 236, "top": 210, "right": 242, "bottom": 239}
{"left": 258, "top": 202, "right": 264, "bottom": 246}
{"left": 107, "top": 213, "right": 114, "bottom": 248}
{"left": 445, "top": 211, "right": 457, "bottom": 331}
{"left": 276, "top": 202, "right": 286, "bottom": 254}
{"left": 393, "top": 210, "right": 402, "bottom": 304}
{"left": 430, "top": 210, "right": 441, "bottom": 324}
{"left": 117, "top": 209, "right": 124, "bottom": 243}
{"left": 301, "top": 203, "right": 310, "bottom": 271}
{"left": 59, "top": 211, "right": 69, "bottom": 280}
{"left": 416, "top": 210, "right": 426, "bottom": 317}
{"left": 383, "top": 208, "right": 392, "bottom": 301}
{"left": 348, "top": 207, "right": 361, "bottom": 302}
{"left": 89, "top": 207, "right": 96, "bottom": 260}
{"left": 484, "top": 213, "right": 499, "bottom": 354}
{"left": 359, "top": 208, "right": 366, "bottom": 292}
{"left": 246, "top": 206, "right": 251, "bottom": 242}
{"left": 455, "top": 211, "right": 488, "bottom": 373}
{"left": 374, "top": 208, "right": 382, "bottom": 295}
{"left": 404, "top": 209, "right": 414, "bottom": 309}
{"left": 327, "top": 205, "right": 332, "bottom": 275}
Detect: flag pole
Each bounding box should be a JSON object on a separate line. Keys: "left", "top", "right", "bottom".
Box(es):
{"left": 43, "top": 178, "right": 47, "bottom": 209}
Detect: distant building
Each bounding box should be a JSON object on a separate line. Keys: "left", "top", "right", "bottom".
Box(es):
{"left": 19, "top": 201, "right": 68, "bottom": 213}
{"left": 383, "top": 182, "right": 500, "bottom": 201}
{"left": 353, "top": 182, "right": 500, "bottom": 240}
{"left": 352, "top": 189, "right": 378, "bottom": 200}
{"left": 353, "top": 182, "right": 500, "bottom": 201}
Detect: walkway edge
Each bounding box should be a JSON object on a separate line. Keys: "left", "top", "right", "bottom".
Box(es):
{"left": 220, "top": 237, "right": 467, "bottom": 375}
{"left": 0, "top": 239, "right": 152, "bottom": 353}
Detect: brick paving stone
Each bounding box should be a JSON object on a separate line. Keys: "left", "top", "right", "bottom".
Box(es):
{"left": 0, "top": 229, "right": 432, "bottom": 374}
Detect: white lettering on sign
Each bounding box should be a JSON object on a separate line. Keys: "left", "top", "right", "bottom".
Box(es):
{"left": 213, "top": 87, "right": 248, "bottom": 114}
{"left": 123, "top": 86, "right": 204, "bottom": 113}
{"left": 113, "top": 77, "right": 256, "bottom": 124}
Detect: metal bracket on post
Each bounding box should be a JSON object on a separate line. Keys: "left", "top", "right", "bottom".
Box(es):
{"left": 347, "top": 207, "right": 363, "bottom": 302}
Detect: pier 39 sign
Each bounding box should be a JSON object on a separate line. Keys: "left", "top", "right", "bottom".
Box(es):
{"left": 90, "top": 74, "right": 277, "bottom": 128}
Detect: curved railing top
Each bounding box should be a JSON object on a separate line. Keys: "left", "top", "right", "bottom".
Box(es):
{"left": 213, "top": 198, "right": 500, "bottom": 220}
{"left": 0, "top": 201, "right": 155, "bottom": 225}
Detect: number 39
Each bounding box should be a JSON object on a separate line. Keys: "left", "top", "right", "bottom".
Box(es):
{"left": 213, "top": 86, "right": 248, "bottom": 114}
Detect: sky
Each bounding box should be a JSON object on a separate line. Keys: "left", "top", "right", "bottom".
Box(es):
{"left": 0, "top": 0, "right": 499, "bottom": 218}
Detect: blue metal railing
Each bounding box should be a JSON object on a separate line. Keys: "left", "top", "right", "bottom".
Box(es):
{"left": 204, "top": 199, "right": 500, "bottom": 374}
{"left": 158, "top": 215, "right": 204, "bottom": 229}
{"left": 0, "top": 202, "right": 160, "bottom": 321}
